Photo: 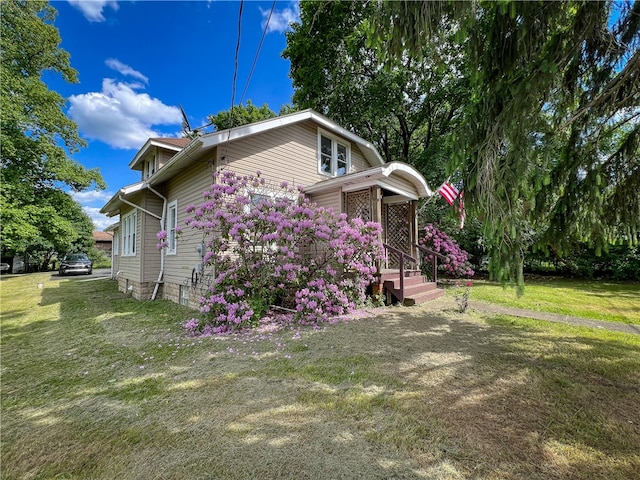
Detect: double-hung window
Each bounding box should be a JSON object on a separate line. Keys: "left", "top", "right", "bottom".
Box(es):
{"left": 167, "top": 200, "right": 178, "bottom": 255}
{"left": 318, "top": 130, "right": 350, "bottom": 177}
{"left": 122, "top": 211, "right": 137, "bottom": 256}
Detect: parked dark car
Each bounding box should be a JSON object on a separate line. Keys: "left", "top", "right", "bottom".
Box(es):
{"left": 59, "top": 253, "right": 93, "bottom": 276}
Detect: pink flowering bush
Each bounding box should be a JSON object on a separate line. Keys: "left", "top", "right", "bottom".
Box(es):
{"left": 156, "top": 230, "right": 168, "bottom": 249}
{"left": 173, "top": 170, "right": 384, "bottom": 333}
{"left": 419, "top": 224, "right": 474, "bottom": 278}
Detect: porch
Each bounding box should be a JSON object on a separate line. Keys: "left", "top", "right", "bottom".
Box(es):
{"left": 304, "top": 162, "right": 446, "bottom": 305}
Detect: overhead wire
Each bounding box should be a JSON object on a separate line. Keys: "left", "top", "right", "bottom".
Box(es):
{"left": 229, "top": 0, "right": 244, "bottom": 114}
{"left": 223, "top": 0, "right": 278, "bottom": 166}
{"left": 222, "top": 0, "right": 245, "bottom": 165}
{"left": 239, "top": 0, "right": 277, "bottom": 105}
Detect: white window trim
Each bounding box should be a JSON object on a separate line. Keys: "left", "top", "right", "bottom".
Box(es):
{"left": 121, "top": 211, "right": 137, "bottom": 257}
{"left": 113, "top": 231, "right": 119, "bottom": 256}
{"left": 166, "top": 200, "right": 178, "bottom": 255}
{"left": 317, "top": 128, "right": 351, "bottom": 178}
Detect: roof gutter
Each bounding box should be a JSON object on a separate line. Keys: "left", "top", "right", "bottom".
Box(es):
{"left": 117, "top": 196, "right": 162, "bottom": 220}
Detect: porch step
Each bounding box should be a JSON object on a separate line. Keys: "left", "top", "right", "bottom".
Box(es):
{"left": 381, "top": 270, "right": 445, "bottom": 306}
{"left": 402, "top": 288, "right": 445, "bottom": 306}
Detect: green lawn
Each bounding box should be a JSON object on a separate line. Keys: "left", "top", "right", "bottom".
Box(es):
{"left": 1, "top": 273, "right": 639, "bottom": 479}
{"left": 449, "top": 277, "right": 640, "bottom": 324}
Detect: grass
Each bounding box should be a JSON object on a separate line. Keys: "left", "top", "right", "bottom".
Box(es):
{"left": 1, "top": 272, "right": 639, "bottom": 479}
{"left": 448, "top": 277, "right": 640, "bottom": 325}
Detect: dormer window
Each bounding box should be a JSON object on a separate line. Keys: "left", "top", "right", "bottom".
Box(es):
{"left": 318, "top": 130, "right": 350, "bottom": 177}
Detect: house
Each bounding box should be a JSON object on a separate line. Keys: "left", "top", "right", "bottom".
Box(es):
{"left": 100, "top": 109, "right": 444, "bottom": 307}
{"left": 92, "top": 230, "right": 113, "bottom": 255}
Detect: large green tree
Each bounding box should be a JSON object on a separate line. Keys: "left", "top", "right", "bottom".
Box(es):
{"left": 370, "top": 0, "right": 639, "bottom": 288}
{"left": 1, "top": 0, "right": 104, "bottom": 263}
{"left": 206, "top": 100, "right": 276, "bottom": 131}
{"left": 284, "top": 0, "right": 468, "bottom": 189}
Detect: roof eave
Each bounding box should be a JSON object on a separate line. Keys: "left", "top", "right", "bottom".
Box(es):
{"left": 146, "top": 138, "right": 204, "bottom": 186}
{"left": 99, "top": 182, "right": 146, "bottom": 217}
{"left": 304, "top": 162, "right": 433, "bottom": 199}
{"left": 128, "top": 138, "right": 190, "bottom": 170}
{"left": 199, "top": 109, "right": 385, "bottom": 167}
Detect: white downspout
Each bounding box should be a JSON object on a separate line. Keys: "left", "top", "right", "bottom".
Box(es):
{"left": 110, "top": 233, "right": 115, "bottom": 279}
{"left": 146, "top": 184, "right": 167, "bottom": 300}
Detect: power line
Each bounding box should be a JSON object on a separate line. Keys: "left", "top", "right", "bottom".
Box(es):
{"left": 229, "top": 0, "right": 244, "bottom": 113}
{"left": 222, "top": 0, "right": 245, "bottom": 164}
{"left": 239, "top": 0, "right": 277, "bottom": 105}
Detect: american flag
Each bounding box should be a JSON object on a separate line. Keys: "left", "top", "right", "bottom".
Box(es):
{"left": 438, "top": 182, "right": 459, "bottom": 205}
{"left": 438, "top": 182, "right": 465, "bottom": 229}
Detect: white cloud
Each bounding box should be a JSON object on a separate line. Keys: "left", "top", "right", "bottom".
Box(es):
{"left": 67, "top": 0, "right": 118, "bottom": 23}
{"left": 70, "top": 190, "right": 114, "bottom": 204}
{"left": 68, "top": 79, "right": 182, "bottom": 149}
{"left": 261, "top": 2, "right": 300, "bottom": 34}
{"left": 105, "top": 59, "right": 149, "bottom": 83}
{"left": 83, "top": 206, "right": 114, "bottom": 230}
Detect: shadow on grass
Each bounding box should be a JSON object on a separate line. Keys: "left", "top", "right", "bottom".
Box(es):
{"left": 376, "top": 306, "right": 640, "bottom": 478}
{"left": 2, "top": 279, "right": 639, "bottom": 479}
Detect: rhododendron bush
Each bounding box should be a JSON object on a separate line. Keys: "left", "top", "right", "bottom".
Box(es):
{"left": 419, "top": 224, "right": 474, "bottom": 278}
{"left": 170, "top": 170, "right": 384, "bottom": 333}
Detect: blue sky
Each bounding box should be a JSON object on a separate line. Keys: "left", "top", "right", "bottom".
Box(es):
{"left": 46, "top": 0, "right": 299, "bottom": 229}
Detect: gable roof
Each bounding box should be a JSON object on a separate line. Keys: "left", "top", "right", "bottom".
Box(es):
{"left": 101, "top": 109, "right": 391, "bottom": 217}
{"left": 128, "top": 137, "right": 192, "bottom": 170}
{"left": 92, "top": 230, "right": 113, "bottom": 242}
{"left": 200, "top": 109, "right": 384, "bottom": 166}
{"left": 148, "top": 109, "right": 385, "bottom": 186}
{"left": 151, "top": 137, "right": 191, "bottom": 148}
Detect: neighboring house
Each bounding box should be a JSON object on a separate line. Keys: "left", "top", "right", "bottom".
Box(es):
{"left": 101, "top": 109, "right": 442, "bottom": 307}
{"left": 92, "top": 230, "right": 113, "bottom": 255}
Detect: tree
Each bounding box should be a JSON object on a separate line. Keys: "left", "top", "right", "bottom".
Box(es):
{"left": 0, "top": 0, "right": 104, "bottom": 262}
{"left": 207, "top": 100, "right": 276, "bottom": 131}
{"left": 370, "top": 0, "right": 640, "bottom": 289}
{"left": 283, "top": 0, "right": 468, "bottom": 186}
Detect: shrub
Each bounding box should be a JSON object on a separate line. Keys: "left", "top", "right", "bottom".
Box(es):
{"left": 419, "top": 224, "right": 474, "bottom": 278}
{"left": 169, "top": 171, "right": 384, "bottom": 333}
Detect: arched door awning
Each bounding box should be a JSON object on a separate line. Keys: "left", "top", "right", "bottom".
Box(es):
{"left": 303, "top": 162, "right": 433, "bottom": 200}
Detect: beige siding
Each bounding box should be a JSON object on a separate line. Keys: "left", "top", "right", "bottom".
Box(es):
{"left": 116, "top": 203, "right": 141, "bottom": 281}
{"left": 383, "top": 175, "right": 419, "bottom": 198}
{"left": 157, "top": 149, "right": 175, "bottom": 170}
{"left": 114, "top": 191, "right": 164, "bottom": 284}
{"left": 140, "top": 192, "right": 163, "bottom": 283}
{"left": 162, "top": 157, "right": 216, "bottom": 288}
{"left": 350, "top": 145, "right": 369, "bottom": 172}
{"left": 218, "top": 120, "right": 377, "bottom": 190}
{"left": 308, "top": 188, "right": 342, "bottom": 214}
{"left": 141, "top": 119, "right": 380, "bottom": 306}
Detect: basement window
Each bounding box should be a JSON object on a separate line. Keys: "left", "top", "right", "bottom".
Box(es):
{"left": 180, "top": 285, "right": 190, "bottom": 306}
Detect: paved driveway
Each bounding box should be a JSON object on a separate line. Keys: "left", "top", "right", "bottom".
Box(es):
{"left": 54, "top": 268, "right": 112, "bottom": 280}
